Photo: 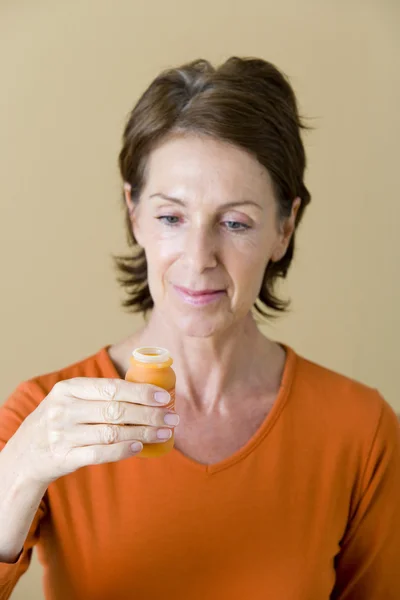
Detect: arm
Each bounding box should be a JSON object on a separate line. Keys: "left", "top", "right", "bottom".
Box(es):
{"left": 0, "top": 470, "right": 47, "bottom": 599}
{"left": 0, "top": 375, "right": 175, "bottom": 599}
{"left": 0, "top": 440, "right": 48, "bottom": 563}
{"left": 0, "top": 383, "right": 48, "bottom": 599}
{"left": 331, "top": 397, "right": 400, "bottom": 599}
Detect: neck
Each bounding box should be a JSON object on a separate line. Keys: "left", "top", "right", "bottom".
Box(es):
{"left": 113, "top": 310, "right": 284, "bottom": 414}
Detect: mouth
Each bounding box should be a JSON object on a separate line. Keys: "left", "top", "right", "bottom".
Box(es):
{"left": 172, "top": 285, "right": 226, "bottom": 306}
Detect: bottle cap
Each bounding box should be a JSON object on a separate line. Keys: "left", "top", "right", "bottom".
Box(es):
{"left": 132, "top": 346, "right": 171, "bottom": 364}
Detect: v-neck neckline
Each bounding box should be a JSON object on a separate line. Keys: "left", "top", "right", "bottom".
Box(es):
{"left": 97, "top": 342, "right": 297, "bottom": 475}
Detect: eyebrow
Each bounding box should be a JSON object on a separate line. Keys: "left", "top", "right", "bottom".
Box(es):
{"left": 149, "top": 193, "right": 262, "bottom": 211}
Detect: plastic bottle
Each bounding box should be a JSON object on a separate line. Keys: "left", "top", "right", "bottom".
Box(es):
{"left": 125, "top": 346, "right": 176, "bottom": 458}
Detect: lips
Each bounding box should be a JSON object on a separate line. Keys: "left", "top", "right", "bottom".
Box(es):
{"left": 172, "top": 285, "right": 226, "bottom": 306}
{"left": 177, "top": 287, "right": 223, "bottom": 296}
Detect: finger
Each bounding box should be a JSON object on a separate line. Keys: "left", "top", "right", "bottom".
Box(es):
{"left": 67, "top": 423, "right": 174, "bottom": 446}
{"left": 67, "top": 440, "right": 144, "bottom": 470}
{"left": 56, "top": 378, "right": 172, "bottom": 406}
{"left": 70, "top": 400, "right": 179, "bottom": 428}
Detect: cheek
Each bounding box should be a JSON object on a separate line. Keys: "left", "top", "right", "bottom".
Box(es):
{"left": 144, "top": 234, "right": 180, "bottom": 282}
{"left": 228, "top": 234, "right": 271, "bottom": 274}
{"left": 225, "top": 234, "right": 273, "bottom": 299}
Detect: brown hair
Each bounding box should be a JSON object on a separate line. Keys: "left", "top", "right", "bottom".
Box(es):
{"left": 116, "top": 56, "right": 311, "bottom": 318}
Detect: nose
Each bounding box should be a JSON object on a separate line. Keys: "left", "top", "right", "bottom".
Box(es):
{"left": 184, "top": 224, "right": 218, "bottom": 273}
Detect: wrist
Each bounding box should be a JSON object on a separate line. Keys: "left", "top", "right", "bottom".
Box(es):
{"left": 2, "top": 445, "right": 49, "bottom": 503}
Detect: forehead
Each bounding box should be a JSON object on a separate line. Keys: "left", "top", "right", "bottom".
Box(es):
{"left": 142, "top": 133, "right": 275, "bottom": 206}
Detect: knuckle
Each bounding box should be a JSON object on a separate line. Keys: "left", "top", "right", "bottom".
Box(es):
{"left": 47, "top": 404, "right": 63, "bottom": 424}
{"left": 102, "top": 401, "right": 124, "bottom": 424}
{"left": 48, "top": 429, "right": 62, "bottom": 445}
{"left": 146, "top": 407, "right": 161, "bottom": 427}
{"left": 133, "top": 425, "right": 145, "bottom": 442}
{"left": 141, "top": 426, "right": 155, "bottom": 443}
{"left": 101, "top": 424, "right": 119, "bottom": 445}
{"left": 137, "top": 384, "right": 151, "bottom": 405}
{"left": 52, "top": 380, "right": 67, "bottom": 396}
{"left": 100, "top": 379, "right": 118, "bottom": 401}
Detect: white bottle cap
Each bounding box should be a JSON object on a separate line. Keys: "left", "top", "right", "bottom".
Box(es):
{"left": 132, "top": 346, "right": 171, "bottom": 364}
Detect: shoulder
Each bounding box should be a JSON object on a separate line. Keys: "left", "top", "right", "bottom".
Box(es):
{"left": 288, "top": 347, "right": 399, "bottom": 452}
{"left": 293, "top": 350, "right": 382, "bottom": 407}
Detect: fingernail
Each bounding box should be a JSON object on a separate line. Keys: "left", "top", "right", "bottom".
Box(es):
{"left": 164, "top": 413, "right": 180, "bottom": 426}
{"left": 154, "top": 391, "right": 170, "bottom": 404}
{"left": 131, "top": 442, "right": 143, "bottom": 453}
{"left": 157, "top": 428, "right": 172, "bottom": 440}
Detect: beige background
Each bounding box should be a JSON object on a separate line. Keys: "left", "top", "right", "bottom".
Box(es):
{"left": 1, "top": 0, "right": 399, "bottom": 597}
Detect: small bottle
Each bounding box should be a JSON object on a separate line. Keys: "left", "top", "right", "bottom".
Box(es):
{"left": 125, "top": 346, "right": 176, "bottom": 458}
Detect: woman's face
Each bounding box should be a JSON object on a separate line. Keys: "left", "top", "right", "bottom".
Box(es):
{"left": 126, "top": 134, "right": 299, "bottom": 338}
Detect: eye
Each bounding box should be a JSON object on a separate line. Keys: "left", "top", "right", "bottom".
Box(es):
{"left": 157, "top": 216, "right": 180, "bottom": 226}
{"left": 223, "top": 221, "right": 250, "bottom": 232}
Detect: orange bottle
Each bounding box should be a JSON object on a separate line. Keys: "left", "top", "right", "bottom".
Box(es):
{"left": 125, "top": 346, "right": 176, "bottom": 458}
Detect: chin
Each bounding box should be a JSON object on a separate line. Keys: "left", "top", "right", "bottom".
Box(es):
{"left": 179, "top": 320, "right": 221, "bottom": 338}
{"left": 168, "top": 305, "right": 235, "bottom": 338}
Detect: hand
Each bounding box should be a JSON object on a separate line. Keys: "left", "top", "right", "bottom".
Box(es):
{"left": 12, "top": 377, "right": 179, "bottom": 485}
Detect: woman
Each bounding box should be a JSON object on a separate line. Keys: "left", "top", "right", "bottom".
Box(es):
{"left": 0, "top": 57, "right": 399, "bottom": 600}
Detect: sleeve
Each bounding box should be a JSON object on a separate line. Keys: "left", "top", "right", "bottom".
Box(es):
{"left": 0, "top": 382, "right": 48, "bottom": 599}
{"left": 331, "top": 396, "right": 400, "bottom": 599}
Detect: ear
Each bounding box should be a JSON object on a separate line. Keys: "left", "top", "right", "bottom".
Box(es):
{"left": 271, "top": 197, "right": 301, "bottom": 262}
{"left": 123, "top": 182, "right": 143, "bottom": 246}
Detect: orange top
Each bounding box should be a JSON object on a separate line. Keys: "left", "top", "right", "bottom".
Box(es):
{"left": 1, "top": 345, "right": 400, "bottom": 600}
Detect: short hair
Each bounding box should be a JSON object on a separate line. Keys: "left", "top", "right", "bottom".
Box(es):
{"left": 116, "top": 56, "right": 311, "bottom": 318}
